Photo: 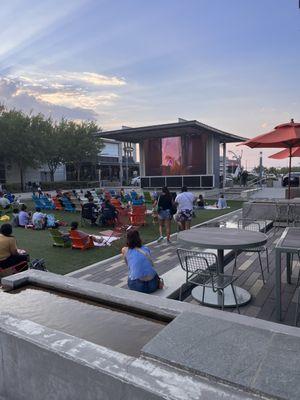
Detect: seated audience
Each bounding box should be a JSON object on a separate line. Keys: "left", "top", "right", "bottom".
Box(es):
{"left": 32, "top": 207, "right": 46, "bottom": 230}
{"left": 100, "top": 199, "right": 117, "bottom": 226}
{"left": 197, "top": 194, "right": 205, "bottom": 208}
{"left": 0, "top": 193, "right": 10, "bottom": 209}
{"left": 217, "top": 194, "right": 227, "bottom": 209}
{"left": 121, "top": 230, "right": 159, "bottom": 294}
{"left": 18, "top": 204, "right": 31, "bottom": 227}
{"left": 0, "top": 224, "right": 28, "bottom": 268}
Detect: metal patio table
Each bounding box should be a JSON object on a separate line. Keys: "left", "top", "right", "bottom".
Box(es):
{"left": 275, "top": 227, "right": 300, "bottom": 321}
{"left": 178, "top": 227, "right": 268, "bottom": 307}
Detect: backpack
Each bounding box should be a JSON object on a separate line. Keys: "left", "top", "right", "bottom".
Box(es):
{"left": 29, "top": 258, "right": 47, "bottom": 271}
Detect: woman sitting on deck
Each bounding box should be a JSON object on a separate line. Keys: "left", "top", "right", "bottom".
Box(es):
{"left": 0, "top": 224, "right": 29, "bottom": 268}
{"left": 122, "top": 230, "right": 159, "bottom": 294}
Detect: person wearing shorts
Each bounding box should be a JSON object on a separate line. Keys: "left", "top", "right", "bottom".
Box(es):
{"left": 155, "top": 186, "right": 174, "bottom": 243}
{"left": 175, "top": 186, "right": 195, "bottom": 230}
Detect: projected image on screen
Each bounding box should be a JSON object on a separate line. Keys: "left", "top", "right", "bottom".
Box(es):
{"left": 161, "top": 137, "right": 182, "bottom": 175}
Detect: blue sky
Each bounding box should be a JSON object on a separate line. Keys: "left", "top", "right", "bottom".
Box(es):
{"left": 0, "top": 0, "right": 299, "bottom": 167}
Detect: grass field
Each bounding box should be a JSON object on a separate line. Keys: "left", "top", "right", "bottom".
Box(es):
{"left": 0, "top": 200, "right": 243, "bottom": 275}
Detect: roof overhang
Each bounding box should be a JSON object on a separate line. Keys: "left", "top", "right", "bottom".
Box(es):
{"left": 98, "top": 120, "right": 246, "bottom": 143}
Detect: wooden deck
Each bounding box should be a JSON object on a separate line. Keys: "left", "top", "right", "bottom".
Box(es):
{"left": 188, "top": 227, "right": 300, "bottom": 327}
{"left": 69, "top": 210, "right": 300, "bottom": 327}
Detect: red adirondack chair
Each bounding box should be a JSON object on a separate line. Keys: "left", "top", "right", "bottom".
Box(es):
{"left": 69, "top": 230, "right": 94, "bottom": 250}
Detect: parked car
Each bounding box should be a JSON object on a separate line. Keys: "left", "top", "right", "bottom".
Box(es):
{"left": 131, "top": 176, "right": 141, "bottom": 186}
{"left": 282, "top": 172, "right": 300, "bottom": 186}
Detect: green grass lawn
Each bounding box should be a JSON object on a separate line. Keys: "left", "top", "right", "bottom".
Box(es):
{"left": 0, "top": 200, "right": 243, "bottom": 275}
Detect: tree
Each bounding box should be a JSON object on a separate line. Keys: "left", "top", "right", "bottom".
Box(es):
{"left": 61, "top": 120, "right": 103, "bottom": 181}
{"left": 0, "top": 109, "right": 41, "bottom": 190}
{"left": 36, "top": 115, "right": 65, "bottom": 182}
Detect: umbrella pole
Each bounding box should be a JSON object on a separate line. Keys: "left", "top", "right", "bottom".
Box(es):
{"left": 288, "top": 147, "right": 292, "bottom": 200}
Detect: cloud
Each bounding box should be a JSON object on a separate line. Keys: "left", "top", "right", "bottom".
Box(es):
{"left": 0, "top": 69, "right": 127, "bottom": 122}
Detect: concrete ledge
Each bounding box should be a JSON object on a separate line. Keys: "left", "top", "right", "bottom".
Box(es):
{"left": 1, "top": 272, "right": 300, "bottom": 399}
{"left": 0, "top": 313, "right": 257, "bottom": 400}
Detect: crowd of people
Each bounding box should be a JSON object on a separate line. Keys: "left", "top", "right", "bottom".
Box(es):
{"left": 0, "top": 185, "right": 229, "bottom": 296}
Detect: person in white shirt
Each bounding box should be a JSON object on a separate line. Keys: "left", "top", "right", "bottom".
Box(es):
{"left": 0, "top": 195, "right": 10, "bottom": 209}
{"left": 32, "top": 208, "right": 46, "bottom": 230}
{"left": 175, "top": 186, "right": 195, "bottom": 230}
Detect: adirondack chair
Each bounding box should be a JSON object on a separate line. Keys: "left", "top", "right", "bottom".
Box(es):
{"left": 0, "top": 261, "right": 28, "bottom": 278}
{"left": 49, "top": 228, "right": 71, "bottom": 248}
{"left": 128, "top": 205, "right": 147, "bottom": 226}
{"left": 69, "top": 230, "right": 94, "bottom": 250}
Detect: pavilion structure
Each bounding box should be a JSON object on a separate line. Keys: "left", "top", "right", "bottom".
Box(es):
{"left": 100, "top": 119, "right": 246, "bottom": 189}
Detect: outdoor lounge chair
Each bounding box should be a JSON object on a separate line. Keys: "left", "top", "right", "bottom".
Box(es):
{"left": 69, "top": 230, "right": 94, "bottom": 250}
{"left": 0, "top": 261, "right": 28, "bottom": 278}
{"left": 99, "top": 208, "right": 133, "bottom": 246}
{"left": 233, "top": 219, "right": 269, "bottom": 284}
{"left": 177, "top": 248, "right": 240, "bottom": 313}
{"left": 128, "top": 205, "right": 146, "bottom": 226}
{"left": 49, "top": 228, "right": 71, "bottom": 248}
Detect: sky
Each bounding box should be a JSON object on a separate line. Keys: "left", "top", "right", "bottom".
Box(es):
{"left": 0, "top": 0, "right": 300, "bottom": 168}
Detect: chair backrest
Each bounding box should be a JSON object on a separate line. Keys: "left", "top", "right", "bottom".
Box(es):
{"left": 177, "top": 248, "right": 218, "bottom": 281}
{"left": 276, "top": 203, "right": 294, "bottom": 221}
{"left": 117, "top": 208, "right": 130, "bottom": 226}
{"left": 238, "top": 219, "right": 261, "bottom": 232}
{"left": 69, "top": 230, "right": 94, "bottom": 249}
{"left": 81, "top": 203, "right": 94, "bottom": 219}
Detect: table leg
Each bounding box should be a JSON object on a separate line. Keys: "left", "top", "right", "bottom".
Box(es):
{"left": 276, "top": 249, "right": 282, "bottom": 321}
{"left": 217, "top": 249, "right": 224, "bottom": 274}
{"left": 286, "top": 253, "right": 292, "bottom": 284}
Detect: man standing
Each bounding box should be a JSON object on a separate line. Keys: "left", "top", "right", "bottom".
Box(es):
{"left": 175, "top": 186, "right": 195, "bottom": 230}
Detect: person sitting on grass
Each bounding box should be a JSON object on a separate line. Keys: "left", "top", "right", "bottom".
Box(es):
{"left": 216, "top": 194, "right": 227, "bottom": 209}
{"left": 121, "top": 230, "right": 159, "bottom": 294}
{"left": 18, "top": 204, "right": 31, "bottom": 228}
{"left": 197, "top": 194, "right": 205, "bottom": 208}
{"left": 32, "top": 207, "right": 47, "bottom": 230}
{"left": 0, "top": 223, "right": 29, "bottom": 268}
{"left": 0, "top": 193, "right": 10, "bottom": 209}
{"left": 70, "top": 221, "right": 103, "bottom": 245}
{"left": 12, "top": 208, "right": 19, "bottom": 227}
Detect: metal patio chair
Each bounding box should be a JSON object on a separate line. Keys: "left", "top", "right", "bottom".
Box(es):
{"left": 177, "top": 248, "right": 240, "bottom": 313}
{"left": 233, "top": 219, "right": 269, "bottom": 284}
{"left": 274, "top": 203, "right": 295, "bottom": 235}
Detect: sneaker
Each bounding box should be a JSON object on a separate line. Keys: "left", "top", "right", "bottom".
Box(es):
{"left": 157, "top": 236, "right": 164, "bottom": 243}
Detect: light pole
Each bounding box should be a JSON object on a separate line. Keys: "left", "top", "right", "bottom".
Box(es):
{"left": 123, "top": 144, "right": 134, "bottom": 185}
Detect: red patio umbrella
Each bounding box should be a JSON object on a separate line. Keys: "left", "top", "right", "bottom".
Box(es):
{"left": 269, "top": 147, "right": 300, "bottom": 159}
{"left": 239, "top": 119, "right": 300, "bottom": 199}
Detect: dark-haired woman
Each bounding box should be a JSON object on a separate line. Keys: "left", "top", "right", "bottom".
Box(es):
{"left": 0, "top": 224, "right": 28, "bottom": 268}
{"left": 154, "top": 186, "right": 174, "bottom": 243}
{"left": 121, "top": 230, "right": 159, "bottom": 293}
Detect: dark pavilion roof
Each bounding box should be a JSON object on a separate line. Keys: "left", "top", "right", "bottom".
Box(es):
{"left": 99, "top": 120, "right": 247, "bottom": 143}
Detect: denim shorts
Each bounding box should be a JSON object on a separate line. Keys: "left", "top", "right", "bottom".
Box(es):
{"left": 158, "top": 209, "right": 172, "bottom": 220}
{"left": 128, "top": 274, "right": 159, "bottom": 294}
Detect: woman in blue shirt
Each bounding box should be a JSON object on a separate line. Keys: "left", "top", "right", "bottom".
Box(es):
{"left": 122, "top": 230, "right": 159, "bottom": 293}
